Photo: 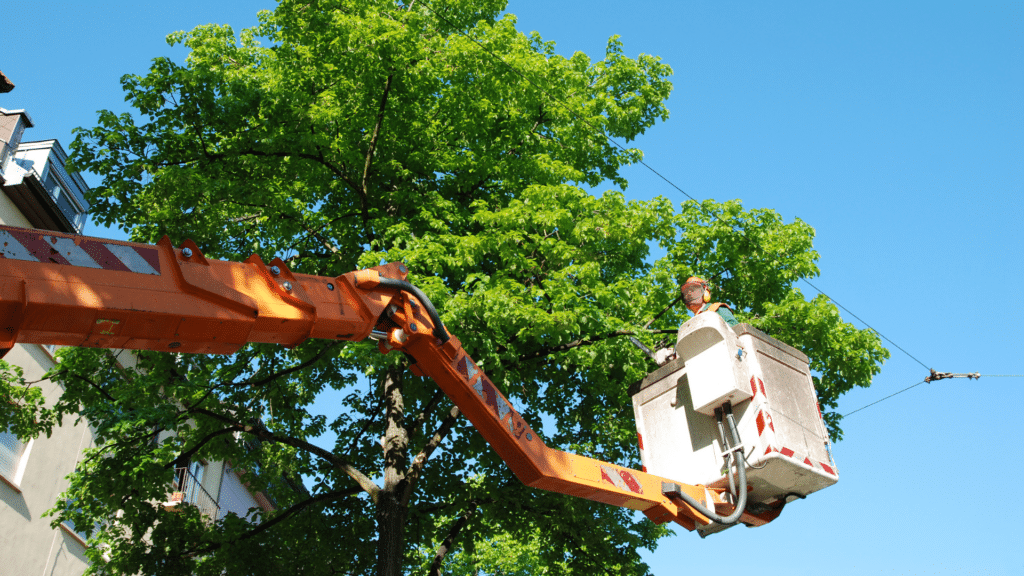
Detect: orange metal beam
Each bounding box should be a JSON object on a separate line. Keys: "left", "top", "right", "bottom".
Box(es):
{"left": 0, "top": 224, "right": 774, "bottom": 531}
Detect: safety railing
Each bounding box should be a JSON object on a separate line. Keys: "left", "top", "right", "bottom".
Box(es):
{"left": 169, "top": 466, "right": 220, "bottom": 520}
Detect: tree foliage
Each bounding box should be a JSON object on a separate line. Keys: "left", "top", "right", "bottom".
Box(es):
{"left": 1, "top": 1, "right": 886, "bottom": 575}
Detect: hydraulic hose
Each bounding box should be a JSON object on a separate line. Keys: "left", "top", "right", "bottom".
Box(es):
{"left": 376, "top": 277, "right": 450, "bottom": 344}
{"left": 664, "top": 412, "right": 748, "bottom": 526}
{"left": 716, "top": 416, "right": 737, "bottom": 499}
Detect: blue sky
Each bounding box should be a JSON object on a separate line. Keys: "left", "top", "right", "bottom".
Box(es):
{"left": 5, "top": 1, "right": 1023, "bottom": 574}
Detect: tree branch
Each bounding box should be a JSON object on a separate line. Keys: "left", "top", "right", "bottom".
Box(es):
{"left": 232, "top": 342, "right": 342, "bottom": 389}
{"left": 512, "top": 330, "right": 639, "bottom": 365}
{"left": 167, "top": 427, "right": 240, "bottom": 469}
{"left": 57, "top": 370, "right": 117, "bottom": 403}
{"left": 360, "top": 73, "right": 395, "bottom": 243}
{"left": 191, "top": 407, "right": 381, "bottom": 501}
{"left": 404, "top": 388, "right": 445, "bottom": 439}
{"left": 428, "top": 501, "right": 478, "bottom": 576}
{"left": 188, "top": 487, "right": 360, "bottom": 557}
{"left": 401, "top": 405, "right": 460, "bottom": 505}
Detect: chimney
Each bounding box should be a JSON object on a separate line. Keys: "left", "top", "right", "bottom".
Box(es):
{"left": 0, "top": 71, "right": 13, "bottom": 93}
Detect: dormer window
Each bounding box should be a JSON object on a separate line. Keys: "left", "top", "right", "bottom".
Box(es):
{"left": 2, "top": 138, "right": 90, "bottom": 233}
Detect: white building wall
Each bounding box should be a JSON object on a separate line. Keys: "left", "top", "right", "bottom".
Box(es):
{"left": 0, "top": 344, "right": 93, "bottom": 576}
{"left": 0, "top": 183, "right": 92, "bottom": 575}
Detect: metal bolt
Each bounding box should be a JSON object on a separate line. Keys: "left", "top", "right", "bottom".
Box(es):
{"left": 169, "top": 342, "right": 181, "bottom": 349}
{"left": 182, "top": 248, "right": 192, "bottom": 258}
{"left": 270, "top": 266, "right": 281, "bottom": 276}
{"left": 526, "top": 433, "right": 533, "bottom": 441}
{"left": 409, "top": 323, "right": 418, "bottom": 332}
{"left": 283, "top": 281, "right": 293, "bottom": 291}
{"left": 327, "top": 283, "right": 335, "bottom": 291}
{"left": 398, "top": 263, "right": 407, "bottom": 273}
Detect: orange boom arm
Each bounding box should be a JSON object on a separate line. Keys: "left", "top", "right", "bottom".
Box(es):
{"left": 0, "top": 225, "right": 778, "bottom": 531}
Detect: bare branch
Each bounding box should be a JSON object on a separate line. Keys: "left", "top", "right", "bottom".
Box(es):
{"left": 428, "top": 501, "right": 478, "bottom": 576}
{"left": 232, "top": 342, "right": 342, "bottom": 389}
{"left": 360, "top": 73, "right": 396, "bottom": 243}
{"left": 191, "top": 407, "right": 381, "bottom": 501}
{"left": 512, "top": 330, "right": 638, "bottom": 365}
{"left": 405, "top": 388, "right": 445, "bottom": 439}
{"left": 188, "top": 487, "right": 359, "bottom": 557}
{"left": 401, "top": 405, "right": 461, "bottom": 505}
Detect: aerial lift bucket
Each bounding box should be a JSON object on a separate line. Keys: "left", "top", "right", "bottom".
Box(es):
{"left": 629, "top": 313, "right": 838, "bottom": 536}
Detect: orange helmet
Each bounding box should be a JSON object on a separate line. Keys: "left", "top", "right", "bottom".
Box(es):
{"left": 681, "top": 276, "right": 711, "bottom": 306}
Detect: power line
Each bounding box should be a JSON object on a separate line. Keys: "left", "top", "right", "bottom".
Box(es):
{"left": 417, "top": 1, "right": 933, "bottom": 379}
{"left": 842, "top": 380, "right": 926, "bottom": 417}
{"left": 799, "top": 278, "right": 930, "bottom": 371}
{"left": 843, "top": 372, "right": 1022, "bottom": 416}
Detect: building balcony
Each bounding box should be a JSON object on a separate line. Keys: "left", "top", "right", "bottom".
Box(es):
{"left": 165, "top": 465, "right": 221, "bottom": 521}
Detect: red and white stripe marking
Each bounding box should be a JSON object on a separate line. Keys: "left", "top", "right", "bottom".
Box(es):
{"left": 0, "top": 228, "right": 160, "bottom": 275}
{"left": 600, "top": 464, "right": 644, "bottom": 494}
{"left": 763, "top": 444, "right": 837, "bottom": 477}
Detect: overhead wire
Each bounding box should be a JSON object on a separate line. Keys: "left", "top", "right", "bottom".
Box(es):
{"left": 414, "top": 0, "right": 988, "bottom": 416}
{"left": 799, "top": 278, "right": 930, "bottom": 371}
{"left": 843, "top": 373, "right": 1023, "bottom": 417}
{"left": 842, "top": 380, "right": 926, "bottom": 417}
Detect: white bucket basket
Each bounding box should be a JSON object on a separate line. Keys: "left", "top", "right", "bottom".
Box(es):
{"left": 630, "top": 313, "right": 838, "bottom": 526}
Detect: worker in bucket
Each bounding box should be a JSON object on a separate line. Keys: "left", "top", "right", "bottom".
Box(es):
{"left": 654, "top": 276, "right": 738, "bottom": 365}
{"left": 680, "top": 276, "right": 738, "bottom": 327}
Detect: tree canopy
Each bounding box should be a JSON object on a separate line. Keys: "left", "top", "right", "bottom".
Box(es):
{"left": 1, "top": 1, "right": 887, "bottom": 575}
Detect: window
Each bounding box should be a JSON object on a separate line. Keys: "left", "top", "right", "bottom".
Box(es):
{"left": 0, "top": 427, "right": 31, "bottom": 487}
{"left": 41, "top": 164, "right": 87, "bottom": 232}
{"left": 60, "top": 497, "right": 102, "bottom": 547}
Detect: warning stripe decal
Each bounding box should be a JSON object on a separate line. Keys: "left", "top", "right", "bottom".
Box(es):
{"left": 764, "top": 444, "right": 838, "bottom": 477}
{"left": 0, "top": 228, "right": 160, "bottom": 275}
{"left": 749, "top": 375, "right": 768, "bottom": 399}
{"left": 600, "top": 465, "right": 644, "bottom": 495}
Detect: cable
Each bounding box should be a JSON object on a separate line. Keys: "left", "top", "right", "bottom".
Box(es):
{"left": 842, "top": 380, "right": 926, "bottom": 417}
{"left": 799, "top": 278, "right": 930, "bottom": 371}
{"left": 662, "top": 411, "right": 748, "bottom": 526}
{"left": 842, "top": 372, "right": 1022, "bottom": 416}
{"left": 376, "top": 277, "right": 450, "bottom": 344}
{"left": 416, "top": 0, "right": 933, "bottom": 376}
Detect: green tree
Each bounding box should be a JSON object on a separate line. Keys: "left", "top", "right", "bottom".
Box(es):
{"left": 1, "top": 1, "right": 886, "bottom": 575}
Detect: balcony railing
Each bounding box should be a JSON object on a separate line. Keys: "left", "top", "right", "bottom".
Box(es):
{"left": 168, "top": 466, "right": 220, "bottom": 520}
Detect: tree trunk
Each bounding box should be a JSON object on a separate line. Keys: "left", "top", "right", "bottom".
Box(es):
{"left": 375, "top": 491, "right": 408, "bottom": 576}
{"left": 376, "top": 367, "right": 409, "bottom": 576}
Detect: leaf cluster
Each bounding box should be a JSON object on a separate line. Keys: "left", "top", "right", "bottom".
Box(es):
{"left": 0, "top": 1, "right": 892, "bottom": 574}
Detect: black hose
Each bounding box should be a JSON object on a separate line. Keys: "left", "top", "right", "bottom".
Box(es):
{"left": 664, "top": 412, "right": 748, "bottom": 525}
{"left": 376, "top": 277, "right": 450, "bottom": 344}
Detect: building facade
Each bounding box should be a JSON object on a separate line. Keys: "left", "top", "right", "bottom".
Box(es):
{"left": 0, "top": 106, "right": 95, "bottom": 575}
{"left": 0, "top": 107, "right": 269, "bottom": 575}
